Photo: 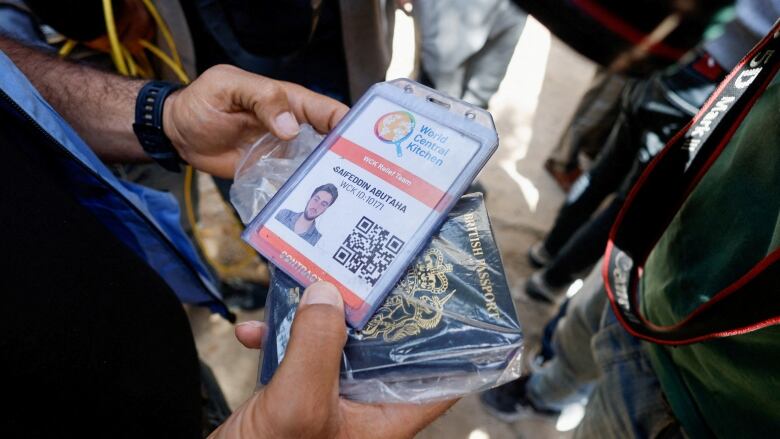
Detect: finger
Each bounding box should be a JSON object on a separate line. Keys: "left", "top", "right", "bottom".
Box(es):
{"left": 208, "top": 65, "right": 302, "bottom": 140}
{"left": 263, "top": 281, "right": 346, "bottom": 421}
{"left": 244, "top": 79, "right": 300, "bottom": 140}
{"left": 234, "top": 321, "right": 268, "bottom": 349}
{"left": 281, "top": 81, "right": 350, "bottom": 133}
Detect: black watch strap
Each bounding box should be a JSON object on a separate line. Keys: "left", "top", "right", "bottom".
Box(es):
{"left": 133, "top": 81, "right": 185, "bottom": 172}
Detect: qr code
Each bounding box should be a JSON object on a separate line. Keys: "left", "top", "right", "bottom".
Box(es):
{"left": 333, "top": 216, "right": 404, "bottom": 286}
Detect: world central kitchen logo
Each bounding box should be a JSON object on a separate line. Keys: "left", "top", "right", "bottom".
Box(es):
{"left": 374, "top": 111, "right": 415, "bottom": 157}
{"left": 374, "top": 111, "right": 450, "bottom": 166}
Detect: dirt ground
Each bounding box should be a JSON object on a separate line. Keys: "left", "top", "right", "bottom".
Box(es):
{"left": 189, "top": 15, "right": 596, "bottom": 439}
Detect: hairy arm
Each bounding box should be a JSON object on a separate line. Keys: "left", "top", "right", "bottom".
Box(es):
{"left": 0, "top": 35, "right": 147, "bottom": 162}
{"left": 0, "top": 35, "right": 348, "bottom": 177}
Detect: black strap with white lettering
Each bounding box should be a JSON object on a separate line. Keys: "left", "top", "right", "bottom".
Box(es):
{"left": 604, "top": 21, "right": 780, "bottom": 345}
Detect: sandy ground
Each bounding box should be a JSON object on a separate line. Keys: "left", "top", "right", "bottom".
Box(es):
{"left": 190, "top": 14, "right": 596, "bottom": 439}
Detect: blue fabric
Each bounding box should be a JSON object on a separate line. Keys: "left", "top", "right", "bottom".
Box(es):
{"left": 0, "top": 5, "right": 49, "bottom": 50}
{"left": 0, "top": 50, "right": 230, "bottom": 319}
{"left": 526, "top": 268, "right": 683, "bottom": 437}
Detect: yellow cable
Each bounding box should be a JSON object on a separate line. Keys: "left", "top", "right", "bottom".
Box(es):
{"left": 102, "top": 0, "right": 129, "bottom": 75}
{"left": 135, "top": 50, "right": 155, "bottom": 78}
{"left": 134, "top": 59, "right": 152, "bottom": 79}
{"left": 124, "top": 47, "right": 152, "bottom": 78}
{"left": 121, "top": 44, "right": 152, "bottom": 79}
{"left": 141, "top": 0, "right": 182, "bottom": 67}
{"left": 138, "top": 39, "right": 190, "bottom": 84}
{"left": 58, "top": 39, "right": 77, "bottom": 57}
{"left": 93, "top": 1, "right": 260, "bottom": 281}
{"left": 135, "top": 20, "right": 258, "bottom": 278}
{"left": 121, "top": 45, "right": 139, "bottom": 77}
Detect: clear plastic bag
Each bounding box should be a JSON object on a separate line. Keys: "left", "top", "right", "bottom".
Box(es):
{"left": 258, "top": 194, "right": 523, "bottom": 404}
{"left": 230, "top": 124, "right": 324, "bottom": 224}
{"left": 230, "top": 131, "right": 523, "bottom": 404}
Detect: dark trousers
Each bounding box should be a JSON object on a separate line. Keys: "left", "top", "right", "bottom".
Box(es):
{"left": 540, "top": 53, "right": 720, "bottom": 288}
{"left": 544, "top": 199, "right": 622, "bottom": 286}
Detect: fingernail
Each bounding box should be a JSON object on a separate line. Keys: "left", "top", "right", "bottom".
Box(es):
{"left": 236, "top": 321, "right": 264, "bottom": 328}
{"left": 275, "top": 112, "right": 300, "bottom": 137}
{"left": 301, "top": 281, "right": 343, "bottom": 309}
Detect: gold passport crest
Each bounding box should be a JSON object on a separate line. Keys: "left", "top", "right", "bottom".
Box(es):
{"left": 360, "top": 248, "right": 455, "bottom": 342}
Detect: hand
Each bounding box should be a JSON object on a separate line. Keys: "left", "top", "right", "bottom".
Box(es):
{"left": 162, "top": 65, "right": 349, "bottom": 178}
{"left": 211, "top": 282, "right": 456, "bottom": 438}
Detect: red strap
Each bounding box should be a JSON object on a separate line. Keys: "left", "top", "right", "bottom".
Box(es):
{"left": 604, "top": 21, "right": 780, "bottom": 345}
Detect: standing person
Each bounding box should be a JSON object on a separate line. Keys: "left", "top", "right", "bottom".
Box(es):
{"left": 0, "top": 34, "right": 454, "bottom": 437}
{"left": 411, "top": 0, "right": 525, "bottom": 108}
{"left": 177, "top": 0, "right": 396, "bottom": 105}
{"left": 483, "top": 17, "right": 780, "bottom": 438}
{"left": 523, "top": 0, "right": 777, "bottom": 302}
{"left": 524, "top": 49, "right": 726, "bottom": 301}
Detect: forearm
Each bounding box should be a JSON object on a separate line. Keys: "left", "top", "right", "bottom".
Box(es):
{"left": 0, "top": 35, "right": 349, "bottom": 178}
{"left": 0, "top": 35, "right": 149, "bottom": 162}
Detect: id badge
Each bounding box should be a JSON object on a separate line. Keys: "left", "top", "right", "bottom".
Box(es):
{"left": 243, "top": 79, "right": 498, "bottom": 328}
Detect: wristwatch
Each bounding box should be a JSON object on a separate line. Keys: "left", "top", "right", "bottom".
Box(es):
{"left": 133, "top": 80, "right": 185, "bottom": 172}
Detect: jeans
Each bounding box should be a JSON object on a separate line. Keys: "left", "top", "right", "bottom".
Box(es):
{"left": 528, "top": 264, "right": 604, "bottom": 407}
{"left": 528, "top": 263, "right": 684, "bottom": 438}
{"left": 0, "top": 4, "right": 49, "bottom": 50}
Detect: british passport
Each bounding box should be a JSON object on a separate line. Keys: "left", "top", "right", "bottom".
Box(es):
{"left": 259, "top": 193, "right": 523, "bottom": 402}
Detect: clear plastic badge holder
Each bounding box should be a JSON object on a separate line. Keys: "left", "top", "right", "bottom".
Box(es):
{"left": 231, "top": 129, "right": 523, "bottom": 404}
{"left": 241, "top": 79, "right": 499, "bottom": 329}
{"left": 231, "top": 124, "right": 324, "bottom": 225}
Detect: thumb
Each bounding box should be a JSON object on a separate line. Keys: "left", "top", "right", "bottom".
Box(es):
{"left": 229, "top": 68, "right": 301, "bottom": 140}
{"left": 209, "top": 283, "right": 345, "bottom": 438}
{"left": 262, "top": 282, "right": 347, "bottom": 427}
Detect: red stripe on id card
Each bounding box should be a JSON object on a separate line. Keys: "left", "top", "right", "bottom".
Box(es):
{"left": 331, "top": 137, "right": 450, "bottom": 210}
{"left": 251, "top": 226, "right": 365, "bottom": 309}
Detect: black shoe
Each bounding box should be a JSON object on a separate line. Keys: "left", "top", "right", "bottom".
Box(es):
{"left": 525, "top": 271, "right": 565, "bottom": 303}
{"left": 480, "top": 375, "right": 561, "bottom": 423}
{"left": 527, "top": 242, "right": 553, "bottom": 268}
